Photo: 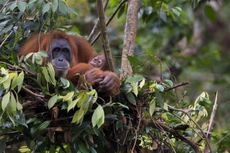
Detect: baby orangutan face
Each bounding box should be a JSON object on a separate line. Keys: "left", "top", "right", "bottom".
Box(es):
{"left": 89, "top": 55, "right": 106, "bottom": 69}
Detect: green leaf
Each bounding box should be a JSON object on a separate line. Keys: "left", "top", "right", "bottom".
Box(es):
{"left": 92, "top": 105, "right": 105, "bottom": 128}
{"left": 10, "top": 72, "right": 18, "bottom": 89}
{"left": 76, "top": 92, "right": 88, "bottom": 108}
{"left": 52, "top": 0, "right": 58, "bottom": 12}
{"left": 9, "top": 2, "right": 17, "bottom": 11}
{"left": 42, "top": 67, "right": 50, "bottom": 83}
{"left": 149, "top": 99, "right": 156, "bottom": 116}
{"left": 19, "top": 146, "right": 31, "bottom": 153}
{"left": 3, "top": 78, "right": 11, "bottom": 90}
{"left": 171, "top": 7, "right": 182, "bottom": 17}
{"left": 42, "top": 3, "right": 51, "bottom": 15}
{"left": 17, "top": 1, "right": 27, "bottom": 12}
{"left": 60, "top": 77, "right": 70, "bottom": 89}
{"left": 163, "top": 79, "right": 173, "bottom": 87}
{"left": 38, "top": 121, "right": 51, "bottom": 131}
{"left": 2, "top": 92, "right": 10, "bottom": 111}
{"left": 156, "top": 84, "right": 164, "bottom": 92}
{"left": 0, "top": 68, "right": 9, "bottom": 84}
{"left": 8, "top": 92, "right": 17, "bottom": 113}
{"left": 163, "top": 103, "right": 168, "bottom": 111}
{"left": 62, "top": 91, "right": 74, "bottom": 102}
{"left": 87, "top": 89, "right": 98, "bottom": 104}
{"left": 47, "top": 63, "right": 56, "bottom": 86}
{"left": 139, "top": 78, "right": 146, "bottom": 88}
{"left": 204, "top": 4, "right": 217, "bottom": 22}
{"left": 72, "top": 108, "right": 85, "bottom": 124}
{"left": 48, "top": 95, "right": 58, "bottom": 109}
{"left": 126, "top": 92, "right": 136, "bottom": 105}
{"left": 126, "top": 75, "right": 145, "bottom": 96}
{"left": 132, "top": 82, "right": 138, "bottom": 96}
{"left": 67, "top": 96, "right": 80, "bottom": 112}
{"left": 17, "top": 101, "right": 23, "bottom": 111}
{"left": 58, "top": 0, "right": 69, "bottom": 15}
{"left": 17, "top": 71, "right": 24, "bottom": 92}
{"left": 37, "top": 51, "right": 48, "bottom": 58}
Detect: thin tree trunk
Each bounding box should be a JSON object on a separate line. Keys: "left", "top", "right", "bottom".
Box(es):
{"left": 120, "top": 0, "right": 139, "bottom": 79}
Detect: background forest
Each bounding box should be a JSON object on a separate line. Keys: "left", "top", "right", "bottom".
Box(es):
{"left": 0, "top": 0, "right": 230, "bottom": 152}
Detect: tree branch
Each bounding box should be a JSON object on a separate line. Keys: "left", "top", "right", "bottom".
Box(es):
{"left": 87, "top": 0, "right": 109, "bottom": 42}
{"left": 205, "top": 91, "right": 218, "bottom": 153}
{"left": 150, "top": 120, "right": 201, "bottom": 153}
{"left": 91, "top": 0, "right": 127, "bottom": 45}
{"left": 96, "top": 0, "right": 115, "bottom": 72}
{"left": 165, "top": 82, "right": 189, "bottom": 92}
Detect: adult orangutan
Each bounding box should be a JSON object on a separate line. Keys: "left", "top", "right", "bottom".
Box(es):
{"left": 19, "top": 31, "right": 120, "bottom": 96}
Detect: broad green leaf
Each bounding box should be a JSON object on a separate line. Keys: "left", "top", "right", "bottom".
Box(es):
{"left": 47, "top": 63, "right": 56, "bottom": 86}
{"left": 8, "top": 92, "right": 17, "bottom": 113}
{"left": 38, "top": 121, "right": 51, "bottom": 131}
{"left": 48, "top": 95, "right": 58, "bottom": 109}
{"left": 58, "top": 0, "right": 69, "bottom": 15}
{"left": 23, "top": 52, "right": 33, "bottom": 63}
{"left": 171, "top": 7, "right": 182, "bottom": 17}
{"left": 126, "top": 75, "right": 145, "bottom": 96}
{"left": 10, "top": 72, "right": 18, "bottom": 89}
{"left": 34, "top": 53, "right": 43, "bottom": 65}
{"left": 2, "top": 92, "right": 10, "bottom": 111}
{"left": 17, "top": 71, "right": 24, "bottom": 92}
{"left": 126, "top": 93, "right": 136, "bottom": 105}
{"left": 156, "top": 84, "right": 164, "bottom": 92}
{"left": 19, "top": 146, "right": 31, "bottom": 153}
{"left": 42, "top": 3, "right": 50, "bottom": 15}
{"left": 60, "top": 77, "right": 70, "bottom": 89}
{"left": 139, "top": 78, "right": 146, "bottom": 88}
{"left": 17, "top": 1, "right": 27, "bottom": 12}
{"left": 17, "top": 101, "right": 23, "bottom": 111}
{"left": 76, "top": 92, "right": 88, "bottom": 108}
{"left": 9, "top": 2, "right": 17, "bottom": 11}
{"left": 163, "top": 79, "right": 173, "bottom": 87}
{"left": 62, "top": 91, "right": 74, "bottom": 102}
{"left": 67, "top": 97, "right": 80, "bottom": 112}
{"left": 204, "top": 4, "right": 217, "bottom": 22}
{"left": 132, "top": 82, "right": 138, "bottom": 96}
{"left": 42, "top": 67, "right": 50, "bottom": 83}
{"left": 72, "top": 109, "right": 85, "bottom": 124}
{"left": 126, "top": 75, "right": 145, "bottom": 84}
{"left": 87, "top": 89, "right": 98, "bottom": 104}
{"left": 52, "top": 0, "right": 58, "bottom": 12}
{"left": 149, "top": 99, "right": 156, "bottom": 116}
{"left": 3, "top": 78, "right": 11, "bottom": 90}
{"left": 36, "top": 51, "right": 48, "bottom": 58}
{"left": 0, "top": 68, "right": 9, "bottom": 84}
{"left": 92, "top": 105, "right": 104, "bottom": 128}
{"left": 163, "top": 103, "right": 168, "bottom": 111}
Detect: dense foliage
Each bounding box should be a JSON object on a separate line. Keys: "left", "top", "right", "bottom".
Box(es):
{"left": 0, "top": 0, "right": 230, "bottom": 152}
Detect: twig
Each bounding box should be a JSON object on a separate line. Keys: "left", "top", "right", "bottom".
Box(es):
{"left": 96, "top": 0, "right": 115, "bottom": 71}
{"left": 165, "top": 82, "right": 189, "bottom": 92}
{"left": 22, "top": 86, "right": 44, "bottom": 98}
{"left": 87, "top": 0, "right": 109, "bottom": 42}
{"left": 0, "top": 0, "right": 10, "bottom": 12}
{"left": 91, "top": 0, "right": 127, "bottom": 45}
{"left": 131, "top": 106, "right": 142, "bottom": 152}
{"left": 169, "top": 106, "right": 212, "bottom": 152}
{"left": 0, "top": 31, "right": 13, "bottom": 49}
{"left": 151, "top": 120, "right": 200, "bottom": 153}
{"left": 204, "top": 91, "right": 218, "bottom": 153}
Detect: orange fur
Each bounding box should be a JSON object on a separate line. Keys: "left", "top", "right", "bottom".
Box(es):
{"left": 19, "top": 31, "right": 120, "bottom": 96}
